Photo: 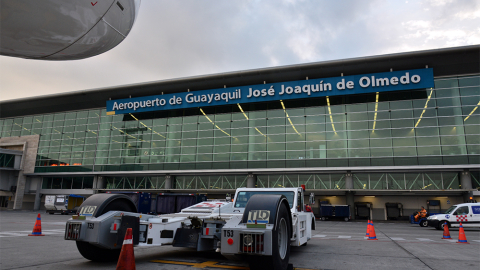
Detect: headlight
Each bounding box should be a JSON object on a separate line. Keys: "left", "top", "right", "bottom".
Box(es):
{"left": 243, "top": 234, "right": 253, "bottom": 246}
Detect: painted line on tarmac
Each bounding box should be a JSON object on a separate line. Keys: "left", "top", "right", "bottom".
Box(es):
{"left": 150, "top": 260, "right": 321, "bottom": 270}
{"left": 311, "top": 238, "right": 391, "bottom": 243}
{"left": 42, "top": 222, "right": 67, "bottom": 225}
{"left": 313, "top": 234, "right": 327, "bottom": 237}
{"left": 390, "top": 237, "right": 405, "bottom": 241}
{"left": 416, "top": 238, "right": 435, "bottom": 241}
{"left": 338, "top": 236, "right": 351, "bottom": 238}
{"left": 0, "top": 229, "right": 64, "bottom": 237}
{"left": 0, "top": 232, "right": 24, "bottom": 237}
{"left": 310, "top": 237, "right": 480, "bottom": 244}
{"left": 151, "top": 259, "right": 249, "bottom": 269}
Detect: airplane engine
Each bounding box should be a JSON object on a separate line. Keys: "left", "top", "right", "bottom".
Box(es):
{"left": 0, "top": 0, "right": 141, "bottom": 60}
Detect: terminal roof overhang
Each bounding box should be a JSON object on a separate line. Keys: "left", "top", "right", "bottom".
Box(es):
{"left": 1, "top": 45, "right": 479, "bottom": 118}
{"left": 25, "top": 164, "right": 479, "bottom": 176}
{"left": 91, "top": 188, "right": 472, "bottom": 196}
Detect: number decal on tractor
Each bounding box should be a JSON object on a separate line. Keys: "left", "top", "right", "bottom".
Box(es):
{"left": 88, "top": 223, "right": 94, "bottom": 229}
{"left": 79, "top": 206, "right": 97, "bottom": 216}
{"left": 224, "top": 230, "right": 234, "bottom": 237}
{"left": 247, "top": 210, "right": 270, "bottom": 224}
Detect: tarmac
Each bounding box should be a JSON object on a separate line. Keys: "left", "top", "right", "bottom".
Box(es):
{"left": 1, "top": 210, "right": 479, "bottom": 270}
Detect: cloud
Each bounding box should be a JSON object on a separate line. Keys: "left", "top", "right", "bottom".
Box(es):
{"left": 0, "top": 0, "right": 479, "bottom": 101}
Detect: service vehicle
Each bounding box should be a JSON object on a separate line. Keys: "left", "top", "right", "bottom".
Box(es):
{"left": 64, "top": 187, "right": 315, "bottom": 270}
{"left": 427, "top": 202, "right": 480, "bottom": 230}
{"left": 410, "top": 200, "right": 442, "bottom": 227}
{"left": 45, "top": 194, "right": 84, "bottom": 215}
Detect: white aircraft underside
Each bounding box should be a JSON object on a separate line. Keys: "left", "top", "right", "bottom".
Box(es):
{"left": 0, "top": 0, "right": 140, "bottom": 60}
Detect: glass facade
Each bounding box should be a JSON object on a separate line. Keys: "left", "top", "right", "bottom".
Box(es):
{"left": 84, "top": 172, "right": 469, "bottom": 190}
{"left": 1, "top": 75, "right": 479, "bottom": 190}
{"left": 41, "top": 176, "right": 94, "bottom": 189}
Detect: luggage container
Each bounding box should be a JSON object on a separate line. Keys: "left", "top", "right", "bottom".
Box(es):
{"left": 156, "top": 193, "right": 207, "bottom": 214}
{"left": 106, "top": 192, "right": 152, "bottom": 214}
{"left": 319, "top": 204, "right": 351, "bottom": 221}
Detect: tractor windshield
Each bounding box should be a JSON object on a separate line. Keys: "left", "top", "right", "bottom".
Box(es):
{"left": 234, "top": 191, "right": 295, "bottom": 208}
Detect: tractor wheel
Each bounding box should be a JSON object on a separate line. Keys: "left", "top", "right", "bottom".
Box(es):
{"left": 248, "top": 201, "right": 291, "bottom": 270}
{"left": 76, "top": 199, "right": 136, "bottom": 262}
{"left": 419, "top": 220, "right": 428, "bottom": 227}
{"left": 76, "top": 241, "right": 122, "bottom": 262}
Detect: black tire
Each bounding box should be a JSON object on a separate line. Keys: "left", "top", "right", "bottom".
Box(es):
{"left": 344, "top": 217, "right": 349, "bottom": 222}
{"left": 76, "top": 200, "right": 135, "bottom": 262}
{"left": 76, "top": 241, "right": 121, "bottom": 262}
{"left": 419, "top": 219, "right": 428, "bottom": 227}
{"left": 248, "top": 202, "right": 291, "bottom": 270}
{"left": 436, "top": 221, "right": 449, "bottom": 230}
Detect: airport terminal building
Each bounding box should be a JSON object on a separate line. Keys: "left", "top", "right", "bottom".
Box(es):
{"left": 1, "top": 46, "right": 479, "bottom": 219}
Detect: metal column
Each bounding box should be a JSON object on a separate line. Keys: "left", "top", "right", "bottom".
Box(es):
{"left": 345, "top": 191, "right": 355, "bottom": 220}
{"left": 461, "top": 170, "right": 473, "bottom": 203}
{"left": 345, "top": 172, "right": 355, "bottom": 220}
{"left": 247, "top": 174, "right": 257, "bottom": 188}
{"left": 165, "top": 175, "right": 173, "bottom": 189}
{"left": 33, "top": 178, "right": 42, "bottom": 210}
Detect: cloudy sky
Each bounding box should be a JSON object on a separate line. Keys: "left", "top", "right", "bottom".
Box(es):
{"left": 1, "top": 0, "right": 479, "bottom": 102}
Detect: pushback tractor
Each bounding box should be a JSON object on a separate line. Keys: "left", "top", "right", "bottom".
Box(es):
{"left": 64, "top": 187, "right": 315, "bottom": 270}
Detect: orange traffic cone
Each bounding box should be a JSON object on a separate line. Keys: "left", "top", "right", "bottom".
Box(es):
{"left": 368, "top": 221, "right": 378, "bottom": 240}
{"left": 365, "top": 220, "right": 371, "bottom": 237}
{"left": 441, "top": 222, "right": 451, "bottom": 239}
{"left": 116, "top": 228, "right": 136, "bottom": 270}
{"left": 28, "top": 213, "right": 45, "bottom": 236}
{"left": 457, "top": 223, "right": 469, "bottom": 244}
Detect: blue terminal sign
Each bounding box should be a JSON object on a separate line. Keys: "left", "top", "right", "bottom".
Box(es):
{"left": 106, "top": 68, "right": 434, "bottom": 115}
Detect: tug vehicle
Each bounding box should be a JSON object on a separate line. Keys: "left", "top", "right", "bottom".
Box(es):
{"left": 65, "top": 187, "right": 315, "bottom": 270}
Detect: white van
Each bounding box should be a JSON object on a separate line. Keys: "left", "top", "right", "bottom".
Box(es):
{"left": 427, "top": 203, "right": 480, "bottom": 230}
